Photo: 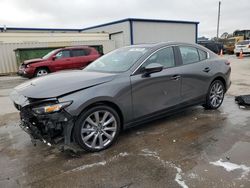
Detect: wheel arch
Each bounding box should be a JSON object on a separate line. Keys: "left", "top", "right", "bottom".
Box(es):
{"left": 76, "top": 100, "right": 124, "bottom": 129}
{"left": 210, "top": 76, "right": 226, "bottom": 89}
{"left": 203, "top": 76, "right": 226, "bottom": 109}
{"left": 34, "top": 66, "right": 51, "bottom": 74}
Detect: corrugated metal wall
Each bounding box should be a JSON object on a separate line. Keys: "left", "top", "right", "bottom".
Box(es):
{"left": 0, "top": 40, "right": 115, "bottom": 74}
{"left": 132, "top": 21, "right": 196, "bottom": 44}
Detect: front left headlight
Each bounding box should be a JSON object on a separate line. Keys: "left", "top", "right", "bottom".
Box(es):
{"left": 32, "top": 101, "right": 72, "bottom": 115}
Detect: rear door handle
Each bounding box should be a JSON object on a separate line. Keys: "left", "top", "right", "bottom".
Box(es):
{"left": 171, "top": 75, "right": 181, "bottom": 80}
{"left": 203, "top": 67, "right": 211, "bottom": 73}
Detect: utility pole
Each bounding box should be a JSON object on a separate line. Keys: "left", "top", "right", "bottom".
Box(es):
{"left": 216, "top": 1, "right": 221, "bottom": 40}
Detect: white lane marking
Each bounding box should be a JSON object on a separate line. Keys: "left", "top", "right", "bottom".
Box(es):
{"left": 175, "top": 167, "right": 188, "bottom": 188}
{"left": 70, "top": 152, "right": 129, "bottom": 172}
{"left": 210, "top": 159, "right": 250, "bottom": 179}
{"left": 141, "top": 149, "right": 188, "bottom": 188}
{"left": 71, "top": 161, "right": 107, "bottom": 172}
{"left": 69, "top": 149, "right": 189, "bottom": 188}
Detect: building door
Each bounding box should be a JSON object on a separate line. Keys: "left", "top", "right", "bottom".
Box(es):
{"left": 110, "top": 32, "right": 124, "bottom": 48}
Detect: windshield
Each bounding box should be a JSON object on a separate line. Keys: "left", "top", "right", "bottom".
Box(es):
{"left": 85, "top": 47, "right": 149, "bottom": 73}
{"left": 42, "top": 49, "right": 58, "bottom": 59}
{"left": 234, "top": 31, "right": 245, "bottom": 37}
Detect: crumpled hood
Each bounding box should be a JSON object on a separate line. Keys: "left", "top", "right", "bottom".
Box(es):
{"left": 13, "top": 70, "right": 116, "bottom": 99}
{"left": 23, "top": 58, "right": 44, "bottom": 65}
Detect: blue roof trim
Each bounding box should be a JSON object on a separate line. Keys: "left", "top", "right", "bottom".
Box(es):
{"left": 0, "top": 18, "right": 199, "bottom": 33}
{"left": 81, "top": 18, "right": 131, "bottom": 31}
{"left": 0, "top": 27, "right": 80, "bottom": 32}
{"left": 129, "top": 18, "right": 199, "bottom": 24}
{"left": 81, "top": 18, "right": 199, "bottom": 31}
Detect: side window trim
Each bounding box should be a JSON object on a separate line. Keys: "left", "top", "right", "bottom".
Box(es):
{"left": 173, "top": 46, "right": 182, "bottom": 66}
{"left": 132, "top": 46, "right": 177, "bottom": 75}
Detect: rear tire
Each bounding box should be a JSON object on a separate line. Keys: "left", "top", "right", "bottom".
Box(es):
{"left": 203, "top": 80, "right": 225, "bottom": 110}
{"left": 73, "top": 105, "right": 121, "bottom": 152}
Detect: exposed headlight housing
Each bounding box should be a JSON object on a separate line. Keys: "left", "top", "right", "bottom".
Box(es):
{"left": 32, "top": 101, "right": 72, "bottom": 115}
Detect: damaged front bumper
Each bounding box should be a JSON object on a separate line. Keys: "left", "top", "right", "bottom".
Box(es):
{"left": 19, "top": 105, "right": 77, "bottom": 151}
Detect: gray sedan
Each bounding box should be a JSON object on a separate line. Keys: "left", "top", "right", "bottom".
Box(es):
{"left": 10, "top": 42, "right": 231, "bottom": 152}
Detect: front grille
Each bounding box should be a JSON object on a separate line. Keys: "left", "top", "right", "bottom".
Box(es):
{"left": 19, "top": 107, "right": 65, "bottom": 142}
{"left": 20, "top": 107, "right": 35, "bottom": 120}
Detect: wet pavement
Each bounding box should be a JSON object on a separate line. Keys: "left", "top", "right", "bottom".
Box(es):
{"left": 0, "top": 55, "right": 250, "bottom": 188}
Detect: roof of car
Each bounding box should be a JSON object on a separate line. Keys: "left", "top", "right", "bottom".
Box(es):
{"left": 62, "top": 46, "right": 91, "bottom": 50}
{"left": 126, "top": 42, "right": 215, "bottom": 56}
{"left": 128, "top": 42, "right": 201, "bottom": 49}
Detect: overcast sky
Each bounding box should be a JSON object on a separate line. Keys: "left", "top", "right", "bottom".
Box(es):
{"left": 0, "top": 0, "right": 249, "bottom": 38}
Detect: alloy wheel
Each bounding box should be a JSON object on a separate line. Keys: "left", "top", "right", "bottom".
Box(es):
{"left": 80, "top": 110, "right": 117, "bottom": 150}
{"left": 209, "top": 82, "right": 224, "bottom": 108}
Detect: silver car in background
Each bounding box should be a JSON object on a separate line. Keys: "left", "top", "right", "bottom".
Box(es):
{"left": 10, "top": 42, "right": 231, "bottom": 152}
{"left": 234, "top": 40, "right": 250, "bottom": 57}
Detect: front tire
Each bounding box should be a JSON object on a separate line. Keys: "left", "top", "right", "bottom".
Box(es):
{"left": 203, "top": 80, "right": 225, "bottom": 109}
{"left": 35, "top": 68, "right": 49, "bottom": 77}
{"left": 73, "top": 105, "right": 121, "bottom": 152}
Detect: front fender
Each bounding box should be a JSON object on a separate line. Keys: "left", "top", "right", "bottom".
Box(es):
{"left": 58, "top": 78, "right": 132, "bottom": 123}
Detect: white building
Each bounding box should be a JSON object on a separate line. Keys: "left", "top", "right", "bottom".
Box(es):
{"left": 81, "top": 18, "right": 199, "bottom": 48}
{"left": 0, "top": 18, "right": 199, "bottom": 74}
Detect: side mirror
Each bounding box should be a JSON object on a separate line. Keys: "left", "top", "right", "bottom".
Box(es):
{"left": 52, "top": 55, "right": 56, "bottom": 61}
{"left": 143, "top": 63, "right": 163, "bottom": 77}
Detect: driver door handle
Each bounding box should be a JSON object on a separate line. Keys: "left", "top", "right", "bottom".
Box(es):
{"left": 203, "top": 67, "right": 211, "bottom": 73}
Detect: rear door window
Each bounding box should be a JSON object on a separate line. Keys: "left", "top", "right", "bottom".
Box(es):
{"left": 71, "top": 49, "right": 87, "bottom": 57}
{"left": 198, "top": 49, "right": 207, "bottom": 61}
{"left": 179, "top": 46, "right": 200, "bottom": 65}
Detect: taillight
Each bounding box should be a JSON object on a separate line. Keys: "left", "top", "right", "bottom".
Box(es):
{"left": 225, "top": 60, "right": 230, "bottom": 65}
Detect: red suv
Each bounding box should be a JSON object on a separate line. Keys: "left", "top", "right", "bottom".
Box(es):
{"left": 18, "top": 46, "right": 101, "bottom": 78}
